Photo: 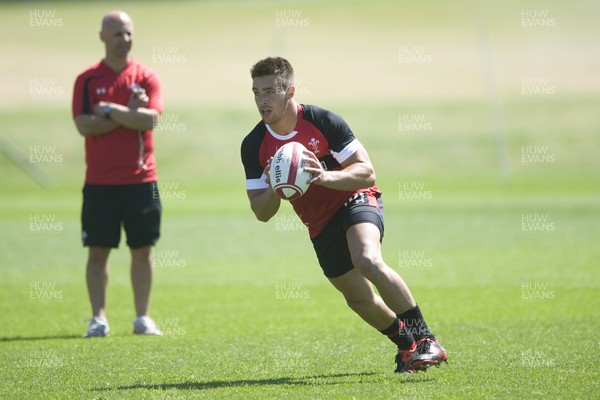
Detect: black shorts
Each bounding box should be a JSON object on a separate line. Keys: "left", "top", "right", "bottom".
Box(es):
{"left": 81, "top": 182, "right": 161, "bottom": 249}
{"left": 311, "top": 192, "right": 384, "bottom": 278}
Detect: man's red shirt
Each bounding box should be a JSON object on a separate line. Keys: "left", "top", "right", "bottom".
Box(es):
{"left": 72, "top": 59, "right": 163, "bottom": 185}
{"left": 241, "top": 104, "right": 381, "bottom": 238}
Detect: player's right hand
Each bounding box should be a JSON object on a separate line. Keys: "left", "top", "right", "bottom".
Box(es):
{"left": 263, "top": 157, "right": 273, "bottom": 185}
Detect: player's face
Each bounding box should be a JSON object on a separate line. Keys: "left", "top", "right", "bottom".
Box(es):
{"left": 101, "top": 17, "right": 134, "bottom": 58}
{"left": 252, "top": 75, "right": 291, "bottom": 125}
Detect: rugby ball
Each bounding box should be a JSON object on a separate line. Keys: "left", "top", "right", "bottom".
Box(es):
{"left": 270, "top": 142, "right": 312, "bottom": 201}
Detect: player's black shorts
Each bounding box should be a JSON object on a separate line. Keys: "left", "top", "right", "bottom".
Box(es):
{"left": 311, "top": 192, "right": 384, "bottom": 278}
{"left": 81, "top": 182, "right": 161, "bottom": 249}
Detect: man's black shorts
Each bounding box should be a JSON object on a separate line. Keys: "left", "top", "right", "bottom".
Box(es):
{"left": 311, "top": 192, "right": 384, "bottom": 279}
{"left": 81, "top": 182, "right": 161, "bottom": 249}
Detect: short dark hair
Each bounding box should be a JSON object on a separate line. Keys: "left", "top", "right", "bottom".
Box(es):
{"left": 250, "top": 57, "right": 294, "bottom": 89}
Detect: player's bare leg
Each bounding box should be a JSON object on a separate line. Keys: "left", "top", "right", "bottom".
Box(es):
{"left": 130, "top": 246, "right": 162, "bottom": 335}
{"left": 346, "top": 222, "right": 448, "bottom": 372}
{"left": 328, "top": 268, "right": 396, "bottom": 330}
{"left": 85, "top": 246, "right": 111, "bottom": 337}
{"left": 86, "top": 246, "right": 110, "bottom": 319}
{"left": 346, "top": 223, "right": 416, "bottom": 314}
{"left": 329, "top": 263, "right": 417, "bottom": 373}
{"left": 130, "top": 246, "right": 153, "bottom": 317}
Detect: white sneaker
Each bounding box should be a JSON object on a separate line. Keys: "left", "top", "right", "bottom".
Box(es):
{"left": 84, "top": 317, "right": 109, "bottom": 338}
{"left": 133, "top": 316, "right": 163, "bottom": 335}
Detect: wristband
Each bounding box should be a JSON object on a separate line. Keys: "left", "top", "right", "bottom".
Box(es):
{"left": 102, "top": 104, "right": 113, "bottom": 119}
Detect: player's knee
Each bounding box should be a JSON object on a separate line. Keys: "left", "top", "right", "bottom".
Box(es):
{"left": 130, "top": 245, "right": 152, "bottom": 260}
{"left": 88, "top": 247, "right": 110, "bottom": 265}
{"left": 345, "top": 295, "right": 376, "bottom": 313}
{"left": 351, "top": 250, "right": 384, "bottom": 278}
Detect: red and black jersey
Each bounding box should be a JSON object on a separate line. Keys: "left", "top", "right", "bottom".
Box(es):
{"left": 241, "top": 104, "right": 381, "bottom": 238}
{"left": 72, "top": 60, "right": 163, "bottom": 185}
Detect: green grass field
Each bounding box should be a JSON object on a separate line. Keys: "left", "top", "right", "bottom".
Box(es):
{"left": 1, "top": 1, "right": 599, "bottom": 399}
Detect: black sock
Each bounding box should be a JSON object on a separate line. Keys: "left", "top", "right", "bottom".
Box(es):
{"left": 398, "top": 305, "right": 435, "bottom": 342}
{"left": 380, "top": 318, "right": 415, "bottom": 350}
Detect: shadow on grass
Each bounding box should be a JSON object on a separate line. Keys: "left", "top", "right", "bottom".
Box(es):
{"left": 97, "top": 372, "right": 383, "bottom": 391}
{"left": 0, "top": 334, "right": 82, "bottom": 342}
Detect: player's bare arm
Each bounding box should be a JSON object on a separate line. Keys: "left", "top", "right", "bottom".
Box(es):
{"left": 74, "top": 114, "right": 119, "bottom": 137}
{"left": 93, "top": 101, "right": 159, "bottom": 132}
{"left": 75, "top": 104, "right": 158, "bottom": 136}
{"left": 303, "top": 146, "right": 376, "bottom": 191}
{"left": 247, "top": 158, "right": 281, "bottom": 222}
{"left": 247, "top": 187, "right": 281, "bottom": 222}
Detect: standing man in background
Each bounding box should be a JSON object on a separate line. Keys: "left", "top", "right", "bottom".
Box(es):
{"left": 72, "top": 10, "right": 163, "bottom": 337}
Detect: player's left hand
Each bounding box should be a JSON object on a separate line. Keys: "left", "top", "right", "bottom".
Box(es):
{"left": 128, "top": 91, "right": 149, "bottom": 109}
{"left": 301, "top": 150, "right": 326, "bottom": 185}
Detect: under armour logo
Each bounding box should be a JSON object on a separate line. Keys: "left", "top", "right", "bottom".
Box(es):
{"left": 96, "top": 87, "right": 106, "bottom": 94}
{"left": 344, "top": 192, "right": 368, "bottom": 207}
